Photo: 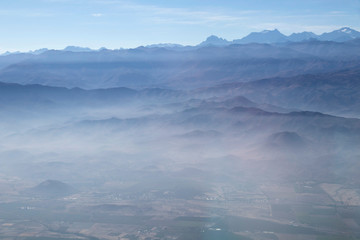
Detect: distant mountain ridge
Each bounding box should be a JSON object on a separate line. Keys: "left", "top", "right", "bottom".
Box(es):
{"left": 233, "top": 29, "right": 288, "bottom": 44}
{"left": 2, "top": 27, "right": 359, "bottom": 56}
{"left": 200, "top": 27, "right": 360, "bottom": 46}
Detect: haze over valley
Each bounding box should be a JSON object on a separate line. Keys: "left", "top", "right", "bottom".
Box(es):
{"left": 1, "top": 26, "right": 360, "bottom": 240}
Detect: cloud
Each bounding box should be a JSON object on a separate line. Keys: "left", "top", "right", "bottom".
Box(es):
{"left": 91, "top": 0, "right": 253, "bottom": 25}
{"left": 92, "top": 13, "right": 103, "bottom": 17}
{"left": 328, "top": 11, "right": 346, "bottom": 15}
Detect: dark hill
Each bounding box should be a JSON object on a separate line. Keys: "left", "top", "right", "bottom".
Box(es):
{"left": 267, "top": 131, "right": 307, "bottom": 149}
{"left": 28, "top": 180, "right": 77, "bottom": 198}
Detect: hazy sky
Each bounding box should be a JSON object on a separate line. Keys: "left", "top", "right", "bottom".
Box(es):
{"left": 1, "top": 0, "right": 359, "bottom": 52}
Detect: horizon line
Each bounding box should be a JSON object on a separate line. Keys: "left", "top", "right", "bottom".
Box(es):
{"left": 1, "top": 26, "right": 358, "bottom": 55}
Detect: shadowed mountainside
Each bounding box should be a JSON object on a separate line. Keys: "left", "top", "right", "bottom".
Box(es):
{"left": 199, "top": 67, "right": 360, "bottom": 117}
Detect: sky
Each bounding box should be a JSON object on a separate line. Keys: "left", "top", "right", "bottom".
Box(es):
{"left": 0, "top": 0, "right": 360, "bottom": 52}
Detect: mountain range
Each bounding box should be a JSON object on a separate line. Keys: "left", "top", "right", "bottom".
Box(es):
{"left": 1, "top": 27, "right": 359, "bottom": 56}
{"left": 1, "top": 62, "right": 360, "bottom": 118}
{"left": 0, "top": 37, "right": 359, "bottom": 90}
{"left": 199, "top": 67, "right": 360, "bottom": 117}
{"left": 200, "top": 27, "right": 360, "bottom": 46}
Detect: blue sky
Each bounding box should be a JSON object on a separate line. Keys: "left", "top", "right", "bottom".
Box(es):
{"left": 0, "top": 0, "right": 359, "bottom": 52}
